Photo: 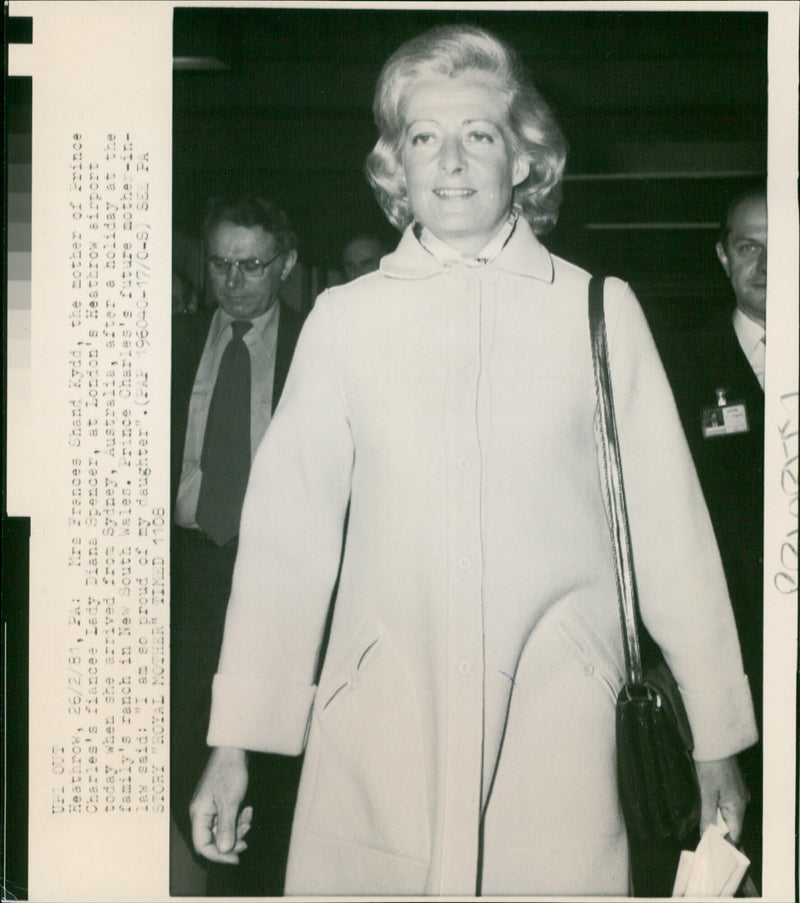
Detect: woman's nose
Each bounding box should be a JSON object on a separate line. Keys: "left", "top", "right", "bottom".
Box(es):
{"left": 439, "top": 135, "right": 466, "bottom": 173}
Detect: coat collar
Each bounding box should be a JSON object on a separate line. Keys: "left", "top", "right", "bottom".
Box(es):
{"left": 380, "top": 215, "right": 555, "bottom": 284}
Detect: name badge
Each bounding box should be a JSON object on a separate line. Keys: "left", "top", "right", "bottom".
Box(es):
{"left": 701, "top": 388, "right": 750, "bottom": 439}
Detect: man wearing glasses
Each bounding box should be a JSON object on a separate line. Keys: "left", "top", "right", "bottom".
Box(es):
{"left": 170, "top": 195, "right": 305, "bottom": 896}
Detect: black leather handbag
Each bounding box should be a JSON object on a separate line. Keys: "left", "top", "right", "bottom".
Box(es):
{"left": 589, "top": 276, "right": 701, "bottom": 845}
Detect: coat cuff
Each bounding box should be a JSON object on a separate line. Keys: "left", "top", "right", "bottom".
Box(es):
{"left": 207, "top": 674, "right": 316, "bottom": 756}
{"left": 680, "top": 675, "right": 758, "bottom": 761}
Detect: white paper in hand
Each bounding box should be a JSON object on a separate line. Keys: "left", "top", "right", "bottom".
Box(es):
{"left": 671, "top": 810, "right": 750, "bottom": 897}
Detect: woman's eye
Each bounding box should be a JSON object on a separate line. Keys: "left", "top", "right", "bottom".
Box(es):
{"left": 468, "top": 130, "right": 494, "bottom": 143}
{"left": 410, "top": 132, "right": 435, "bottom": 146}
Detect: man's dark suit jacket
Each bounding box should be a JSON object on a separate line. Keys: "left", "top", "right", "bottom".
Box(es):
{"left": 170, "top": 302, "right": 305, "bottom": 896}
{"left": 656, "top": 306, "right": 764, "bottom": 887}
{"left": 170, "top": 302, "right": 304, "bottom": 503}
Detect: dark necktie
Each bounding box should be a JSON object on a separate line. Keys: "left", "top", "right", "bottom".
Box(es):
{"left": 195, "top": 319, "right": 253, "bottom": 546}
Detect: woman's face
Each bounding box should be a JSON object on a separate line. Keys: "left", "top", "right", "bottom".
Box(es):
{"left": 400, "top": 73, "right": 530, "bottom": 256}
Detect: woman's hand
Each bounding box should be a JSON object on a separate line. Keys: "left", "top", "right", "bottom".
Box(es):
{"left": 190, "top": 746, "right": 252, "bottom": 863}
{"left": 695, "top": 755, "right": 749, "bottom": 844}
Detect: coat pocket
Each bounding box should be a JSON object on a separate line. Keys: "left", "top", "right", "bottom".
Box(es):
{"left": 555, "top": 620, "right": 622, "bottom": 704}
{"left": 302, "top": 630, "right": 430, "bottom": 864}
{"left": 320, "top": 637, "right": 381, "bottom": 712}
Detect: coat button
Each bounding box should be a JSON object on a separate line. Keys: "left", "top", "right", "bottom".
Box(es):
{"left": 457, "top": 456, "right": 469, "bottom": 469}
{"left": 583, "top": 663, "right": 595, "bottom": 676}
{"left": 458, "top": 659, "right": 472, "bottom": 674}
{"left": 458, "top": 557, "right": 470, "bottom": 570}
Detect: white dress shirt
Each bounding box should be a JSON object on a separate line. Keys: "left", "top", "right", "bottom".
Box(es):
{"left": 175, "top": 303, "right": 280, "bottom": 529}
{"left": 732, "top": 307, "right": 766, "bottom": 390}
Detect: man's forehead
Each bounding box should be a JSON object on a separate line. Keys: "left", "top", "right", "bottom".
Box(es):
{"left": 728, "top": 196, "right": 767, "bottom": 236}
{"left": 209, "top": 222, "right": 275, "bottom": 250}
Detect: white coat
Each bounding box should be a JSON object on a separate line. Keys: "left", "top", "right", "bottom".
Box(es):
{"left": 207, "top": 220, "right": 757, "bottom": 896}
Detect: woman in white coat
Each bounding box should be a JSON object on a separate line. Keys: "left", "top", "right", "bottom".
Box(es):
{"left": 190, "top": 25, "right": 757, "bottom": 896}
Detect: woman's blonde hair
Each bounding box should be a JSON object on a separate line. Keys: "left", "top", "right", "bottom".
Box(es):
{"left": 365, "top": 24, "right": 567, "bottom": 236}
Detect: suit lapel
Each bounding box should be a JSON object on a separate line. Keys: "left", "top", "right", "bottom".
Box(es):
{"left": 718, "top": 314, "right": 764, "bottom": 401}
{"left": 171, "top": 310, "right": 214, "bottom": 504}
{"left": 272, "top": 302, "right": 304, "bottom": 412}
{"left": 171, "top": 304, "right": 305, "bottom": 506}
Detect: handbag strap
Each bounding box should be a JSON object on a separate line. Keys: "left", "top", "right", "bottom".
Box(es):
{"left": 589, "top": 276, "right": 643, "bottom": 684}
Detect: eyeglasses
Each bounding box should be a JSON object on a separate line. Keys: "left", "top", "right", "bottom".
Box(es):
{"left": 207, "top": 251, "right": 283, "bottom": 278}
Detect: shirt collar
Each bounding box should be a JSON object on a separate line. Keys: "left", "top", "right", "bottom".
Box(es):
{"left": 210, "top": 301, "right": 280, "bottom": 348}
{"left": 732, "top": 306, "right": 765, "bottom": 356}
{"left": 413, "top": 207, "right": 520, "bottom": 266}
{"left": 381, "top": 211, "right": 554, "bottom": 283}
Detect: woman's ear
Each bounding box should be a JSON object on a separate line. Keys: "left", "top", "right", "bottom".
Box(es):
{"left": 512, "top": 155, "right": 531, "bottom": 187}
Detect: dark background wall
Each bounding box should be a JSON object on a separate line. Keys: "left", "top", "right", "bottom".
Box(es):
{"left": 173, "top": 7, "right": 767, "bottom": 333}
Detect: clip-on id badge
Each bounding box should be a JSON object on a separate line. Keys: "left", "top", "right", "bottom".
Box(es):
{"left": 701, "top": 387, "right": 750, "bottom": 439}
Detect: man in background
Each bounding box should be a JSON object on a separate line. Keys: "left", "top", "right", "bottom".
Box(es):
{"left": 170, "top": 194, "right": 305, "bottom": 896}
{"left": 658, "top": 186, "right": 766, "bottom": 890}
{"left": 341, "top": 233, "right": 389, "bottom": 282}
